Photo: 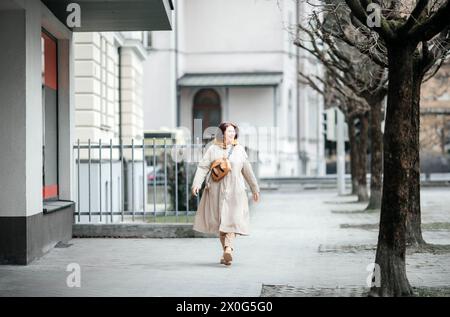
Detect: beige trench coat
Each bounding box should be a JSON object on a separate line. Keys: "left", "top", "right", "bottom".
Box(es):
{"left": 191, "top": 141, "right": 260, "bottom": 236}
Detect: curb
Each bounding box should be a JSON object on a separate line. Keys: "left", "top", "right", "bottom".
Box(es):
{"left": 73, "top": 223, "right": 218, "bottom": 238}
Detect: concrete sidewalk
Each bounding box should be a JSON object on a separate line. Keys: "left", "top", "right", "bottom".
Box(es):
{"left": 0, "top": 188, "right": 449, "bottom": 296}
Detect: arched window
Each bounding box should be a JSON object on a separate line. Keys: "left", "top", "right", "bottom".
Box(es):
{"left": 193, "top": 89, "right": 222, "bottom": 134}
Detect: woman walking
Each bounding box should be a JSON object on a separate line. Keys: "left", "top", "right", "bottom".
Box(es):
{"left": 191, "top": 122, "right": 260, "bottom": 266}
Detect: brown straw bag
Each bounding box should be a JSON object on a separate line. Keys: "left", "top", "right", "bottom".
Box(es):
{"left": 209, "top": 145, "right": 235, "bottom": 182}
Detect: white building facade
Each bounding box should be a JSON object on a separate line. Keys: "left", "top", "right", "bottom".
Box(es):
{"left": 73, "top": 31, "right": 151, "bottom": 223}
{"left": 74, "top": 31, "right": 148, "bottom": 152}
{"left": 143, "top": 0, "right": 326, "bottom": 177}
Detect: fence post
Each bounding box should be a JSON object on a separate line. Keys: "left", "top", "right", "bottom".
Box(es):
{"left": 175, "top": 143, "right": 178, "bottom": 220}
{"left": 77, "top": 139, "right": 80, "bottom": 223}
{"left": 99, "top": 139, "right": 102, "bottom": 222}
{"left": 88, "top": 139, "right": 91, "bottom": 222}
{"left": 143, "top": 139, "right": 146, "bottom": 222}
{"left": 132, "top": 138, "right": 135, "bottom": 221}
{"left": 110, "top": 139, "right": 113, "bottom": 223}
{"left": 164, "top": 138, "right": 167, "bottom": 216}
{"left": 153, "top": 138, "right": 157, "bottom": 221}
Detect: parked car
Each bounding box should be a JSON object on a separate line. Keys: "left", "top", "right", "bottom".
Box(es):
{"left": 147, "top": 166, "right": 164, "bottom": 184}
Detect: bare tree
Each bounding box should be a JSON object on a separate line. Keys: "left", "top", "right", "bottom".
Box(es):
{"left": 315, "top": 0, "right": 450, "bottom": 244}
{"left": 298, "top": 60, "right": 371, "bottom": 200}
{"left": 342, "top": 0, "right": 450, "bottom": 296}
{"left": 294, "top": 10, "right": 388, "bottom": 205}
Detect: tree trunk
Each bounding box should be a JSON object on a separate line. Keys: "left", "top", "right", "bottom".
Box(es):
{"left": 406, "top": 69, "right": 426, "bottom": 247}
{"left": 370, "top": 45, "right": 414, "bottom": 297}
{"left": 348, "top": 116, "right": 359, "bottom": 195}
{"left": 356, "top": 112, "right": 369, "bottom": 202}
{"left": 441, "top": 116, "right": 446, "bottom": 155}
{"left": 366, "top": 101, "right": 383, "bottom": 210}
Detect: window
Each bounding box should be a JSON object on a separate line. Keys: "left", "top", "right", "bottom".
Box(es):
{"left": 193, "top": 89, "right": 222, "bottom": 138}
{"left": 41, "top": 30, "right": 59, "bottom": 201}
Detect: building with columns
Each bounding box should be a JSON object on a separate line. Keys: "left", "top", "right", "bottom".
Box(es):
{"left": 73, "top": 31, "right": 151, "bottom": 223}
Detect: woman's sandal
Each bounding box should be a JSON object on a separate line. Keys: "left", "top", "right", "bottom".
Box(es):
{"left": 220, "top": 257, "right": 232, "bottom": 266}
{"left": 223, "top": 246, "right": 233, "bottom": 263}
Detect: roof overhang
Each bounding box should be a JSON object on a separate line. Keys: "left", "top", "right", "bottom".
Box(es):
{"left": 41, "top": 0, "right": 173, "bottom": 32}
{"left": 177, "top": 72, "right": 284, "bottom": 88}
{"left": 0, "top": 0, "right": 23, "bottom": 10}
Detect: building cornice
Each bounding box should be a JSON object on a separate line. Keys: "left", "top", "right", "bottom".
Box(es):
{"left": 121, "top": 39, "right": 148, "bottom": 61}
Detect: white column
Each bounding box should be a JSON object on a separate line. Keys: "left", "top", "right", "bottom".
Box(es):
{"left": 0, "top": 3, "right": 43, "bottom": 218}
{"left": 336, "top": 108, "right": 346, "bottom": 195}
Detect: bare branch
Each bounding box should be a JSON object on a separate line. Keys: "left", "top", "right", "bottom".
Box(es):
{"left": 409, "top": 0, "right": 450, "bottom": 42}
{"left": 400, "top": 0, "right": 429, "bottom": 34}
{"left": 344, "top": 0, "right": 396, "bottom": 41}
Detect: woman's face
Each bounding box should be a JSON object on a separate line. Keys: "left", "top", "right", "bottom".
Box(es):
{"left": 224, "top": 125, "right": 236, "bottom": 143}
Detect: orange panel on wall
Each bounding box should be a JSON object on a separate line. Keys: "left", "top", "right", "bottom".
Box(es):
{"left": 41, "top": 32, "right": 58, "bottom": 90}
{"left": 43, "top": 184, "right": 58, "bottom": 200}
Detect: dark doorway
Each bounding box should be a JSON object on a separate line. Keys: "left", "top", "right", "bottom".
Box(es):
{"left": 193, "top": 89, "right": 222, "bottom": 134}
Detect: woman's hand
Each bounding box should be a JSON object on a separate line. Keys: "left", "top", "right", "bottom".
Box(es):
{"left": 253, "top": 192, "right": 260, "bottom": 202}
{"left": 192, "top": 186, "right": 200, "bottom": 197}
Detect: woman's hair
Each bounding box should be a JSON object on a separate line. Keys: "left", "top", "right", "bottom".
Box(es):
{"left": 217, "top": 122, "right": 239, "bottom": 147}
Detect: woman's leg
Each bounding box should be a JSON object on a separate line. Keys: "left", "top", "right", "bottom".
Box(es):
{"left": 219, "top": 231, "right": 235, "bottom": 251}
{"left": 224, "top": 232, "right": 235, "bottom": 251}
{"left": 219, "top": 232, "right": 226, "bottom": 250}
{"left": 219, "top": 232, "right": 228, "bottom": 265}
{"left": 222, "top": 232, "right": 235, "bottom": 263}
{"left": 219, "top": 231, "right": 235, "bottom": 265}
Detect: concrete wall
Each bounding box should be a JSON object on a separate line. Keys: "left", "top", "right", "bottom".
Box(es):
{"left": 0, "top": 0, "right": 74, "bottom": 264}
{"left": 0, "top": 1, "right": 46, "bottom": 218}
{"left": 179, "top": 0, "right": 284, "bottom": 73}
{"left": 75, "top": 160, "right": 146, "bottom": 224}
{"left": 143, "top": 30, "right": 177, "bottom": 130}
{"left": 0, "top": 9, "right": 28, "bottom": 217}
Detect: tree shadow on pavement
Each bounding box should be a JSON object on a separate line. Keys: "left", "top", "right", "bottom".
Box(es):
{"left": 332, "top": 222, "right": 450, "bottom": 254}
{"left": 324, "top": 200, "right": 360, "bottom": 205}
{"left": 259, "top": 284, "right": 450, "bottom": 297}
{"left": 408, "top": 243, "right": 450, "bottom": 255}
{"left": 332, "top": 208, "right": 379, "bottom": 214}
